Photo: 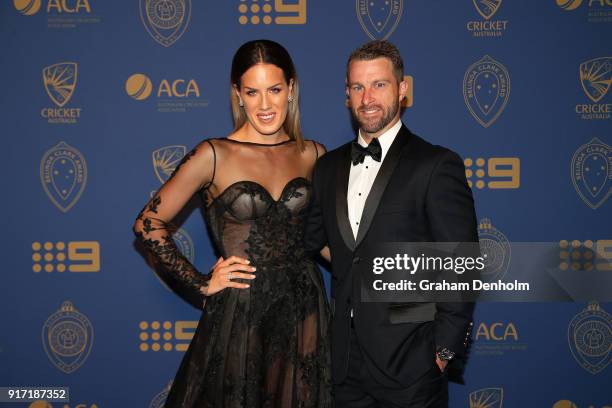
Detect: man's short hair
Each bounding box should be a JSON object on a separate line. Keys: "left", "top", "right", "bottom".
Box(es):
{"left": 347, "top": 40, "right": 404, "bottom": 84}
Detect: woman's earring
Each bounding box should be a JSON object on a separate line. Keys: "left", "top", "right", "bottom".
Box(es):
{"left": 288, "top": 95, "right": 293, "bottom": 103}
{"left": 239, "top": 99, "right": 244, "bottom": 107}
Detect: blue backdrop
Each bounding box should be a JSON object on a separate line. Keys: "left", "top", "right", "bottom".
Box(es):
{"left": 1, "top": 1, "right": 611, "bottom": 407}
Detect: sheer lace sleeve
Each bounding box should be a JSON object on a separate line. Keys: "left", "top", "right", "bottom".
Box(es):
{"left": 132, "top": 140, "right": 216, "bottom": 310}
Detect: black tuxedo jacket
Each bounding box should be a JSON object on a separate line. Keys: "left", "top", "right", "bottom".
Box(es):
{"left": 306, "top": 125, "right": 478, "bottom": 388}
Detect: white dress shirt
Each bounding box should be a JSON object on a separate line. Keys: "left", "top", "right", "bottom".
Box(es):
{"left": 347, "top": 119, "right": 403, "bottom": 239}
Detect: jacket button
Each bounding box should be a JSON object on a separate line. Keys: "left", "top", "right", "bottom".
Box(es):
{"left": 352, "top": 256, "right": 361, "bottom": 264}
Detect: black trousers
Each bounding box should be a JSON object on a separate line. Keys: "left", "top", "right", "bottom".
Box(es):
{"left": 334, "top": 326, "right": 448, "bottom": 408}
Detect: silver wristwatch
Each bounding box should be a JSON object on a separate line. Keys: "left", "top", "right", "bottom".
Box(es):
{"left": 436, "top": 346, "right": 455, "bottom": 362}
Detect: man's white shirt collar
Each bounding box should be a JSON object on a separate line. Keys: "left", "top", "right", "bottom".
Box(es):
{"left": 357, "top": 119, "right": 403, "bottom": 161}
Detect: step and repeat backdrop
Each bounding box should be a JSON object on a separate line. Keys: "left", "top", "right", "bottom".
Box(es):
{"left": 1, "top": 0, "right": 611, "bottom": 407}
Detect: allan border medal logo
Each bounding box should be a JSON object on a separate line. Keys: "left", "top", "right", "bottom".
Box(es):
{"left": 571, "top": 138, "right": 612, "bottom": 209}
{"left": 140, "top": 0, "right": 191, "bottom": 47}
{"left": 469, "top": 387, "right": 503, "bottom": 408}
{"left": 172, "top": 227, "right": 194, "bottom": 263}
{"left": 40, "top": 141, "right": 87, "bottom": 213}
{"left": 42, "top": 301, "right": 93, "bottom": 374}
{"left": 464, "top": 55, "right": 510, "bottom": 128}
{"left": 568, "top": 301, "right": 612, "bottom": 374}
{"left": 356, "top": 0, "right": 403, "bottom": 40}
{"left": 153, "top": 145, "right": 187, "bottom": 183}
{"left": 477, "top": 218, "right": 511, "bottom": 282}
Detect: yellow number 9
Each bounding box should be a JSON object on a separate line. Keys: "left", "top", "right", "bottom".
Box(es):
{"left": 597, "top": 240, "right": 612, "bottom": 271}
{"left": 488, "top": 157, "right": 520, "bottom": 189}
{"left": 175, "top": 321, "right": 198, "bottom": 351}
{"left": 275, "top": 0, "right": 306, "bottom": 24}
{"left": 68, "top": 241, "right": 100, "bottom": 272}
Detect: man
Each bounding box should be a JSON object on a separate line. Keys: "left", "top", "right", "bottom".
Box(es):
{"left": 306, "top": 40, "right": 478, "bottom": 407}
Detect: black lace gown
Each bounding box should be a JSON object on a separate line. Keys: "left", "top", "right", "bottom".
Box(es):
{"left": 133, "top": 138, "right": 331, "bottom": 407}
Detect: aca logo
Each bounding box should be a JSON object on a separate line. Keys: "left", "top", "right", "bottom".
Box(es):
{"left": 140, "top": 0, "right": 191, "bottom": 47}
{"left": 463, "top": 55, "right": 510, "bottom": 128}
{"left": 14, "top": 0, "right": 99, "bottom": 28}
{"left": 40, "top": 141, "right": 87, "bottom": 212}
{"left": 568, "top": 301, "right": 611, "bottom": 374}
{"left": 556, "top": 0, "right": 612, "bottom": 24}
{"left": 464, "top": 156, "right": 520, "bottom": 190}
{"left": 13, "top": 0, "right": 41, "bottom": 15}
{"left": 153, "top": 145, "right": 187, "bottom": 183}
{"left": 571, "top": 138, "right": 611, "bottom": 209}
{"left": 553, "top": 401, "right": 612, "bottom": 408}
{"left": 473, "top": 321, "right": 526, "bottom": 356}
{"left": 149, "top": 381, "right": 172, "bottom": 408}
{"left": 356, "top": 0, "right": 403, "bottom": 40}
{"left": 469, "top": 388, "right": 503, "bottom": 408}
{"left": 557, "top": 0, "right": 584, "bottom": 10}
{"left": 477, "top": 218, "right": 511, "bottom": 283}
{"left": 125, "top": 73, "right": 208, "bottom": 112}
{"left": 29, "top": 402, "right": 98, "bottom": 408}
{"left": 238, "top": 0, "right": 307, "bottom": 25}
{"left": 467, "top": 0, "right": 509, "bottom": 37}
{"left": 14, "top": 0, "right": 92, "bottom": 14}
{"left": 42, "top": 301, "right": 94, "bottom": 374}
{"left": 558, "top": 240, "right": 612, "bottom": 271}
{"left": 41, "top": 63, "right": 82, "bottom": 124}
{"left": 32, "top": 241, "right": 101, "bottom": 273}
{"left": 575, "top": 57, "right": 612, "bottom": 120}
{"left": 139, "top": 320, "right": 197, "bottom": 352}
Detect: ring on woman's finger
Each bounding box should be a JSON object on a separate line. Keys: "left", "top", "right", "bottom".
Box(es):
{"left": 227, "top": 272, "right": 233, "bottom": 281}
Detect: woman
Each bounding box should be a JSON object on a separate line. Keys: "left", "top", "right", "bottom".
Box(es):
{"left": 132, "top": 40, "right": 331, "bottom": 407}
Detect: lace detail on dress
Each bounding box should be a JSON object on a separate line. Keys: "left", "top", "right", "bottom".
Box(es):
{"left": 133, "top": 138, "right": 331, "bottom": 407}
{"left": 133, "top": 142, "right": 215, "bottom": 309}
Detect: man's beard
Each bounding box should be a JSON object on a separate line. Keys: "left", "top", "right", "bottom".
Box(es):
{"left": 352, "top": 101, "right": 400, "bottom": 135}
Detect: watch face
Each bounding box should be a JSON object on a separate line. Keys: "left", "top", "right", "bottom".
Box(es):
{"left": 437, "top": 349, "right": 455, "bottom": 361}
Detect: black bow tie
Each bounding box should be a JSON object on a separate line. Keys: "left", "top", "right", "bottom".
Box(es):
{"left": 351, "top": 138, "right": 382, "bottom": 165}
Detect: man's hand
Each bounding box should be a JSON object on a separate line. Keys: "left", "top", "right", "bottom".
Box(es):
{"left": 435, "top": 355, "right": 448, "bottom": 372}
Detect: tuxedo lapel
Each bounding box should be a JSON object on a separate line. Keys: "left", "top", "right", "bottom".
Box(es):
{"left": 335, "top": 144, "right": 356, "bottom": 252}
{"left": 355, "top": 126, "right": 411, "bottom": 248}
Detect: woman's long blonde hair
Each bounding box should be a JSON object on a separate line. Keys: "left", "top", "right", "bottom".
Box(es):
{"left": 230, "top": 39, "right": 304, "bottom": 150}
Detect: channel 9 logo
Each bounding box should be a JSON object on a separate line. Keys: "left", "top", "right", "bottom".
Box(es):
{"left": 237, "top": 0, "right": 306, "bottom": 25}
{"left": 558, "top": 239, "right": 612, "bottom": 271}
{"left": 464, "top": 157, "right": 520, "bottom": 189}
{"left": 32, "top": 241, "right": 100, "bottom": 273}
{"left": 139, "top": 320, "right": 197, "bottom": 352}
